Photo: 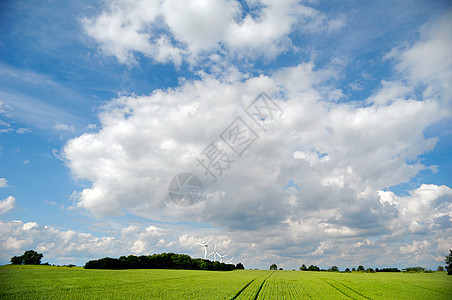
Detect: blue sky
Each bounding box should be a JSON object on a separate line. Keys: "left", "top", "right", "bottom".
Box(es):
{"left": 0, "top": 0, "right": 451, "bottom": 270}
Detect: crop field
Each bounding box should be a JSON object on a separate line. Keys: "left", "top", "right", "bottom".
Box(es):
{"left": 1, "top": 265, "right": 451, "bottom": 299}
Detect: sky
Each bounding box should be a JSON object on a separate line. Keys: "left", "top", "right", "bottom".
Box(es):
{"left": 0, "top": 0, "right": 451, "bottom": 270}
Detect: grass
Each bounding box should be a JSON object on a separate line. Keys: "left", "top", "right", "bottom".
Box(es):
{"left": 1, "top": 265, "right": 451, "bottom": 299}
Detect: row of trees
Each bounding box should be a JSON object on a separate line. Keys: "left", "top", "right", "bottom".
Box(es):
{"left": 269, "top": 251, "right": 452, "bottom": 274}
{"left": 84, "top": 253, "right": 244, "bottom": 271}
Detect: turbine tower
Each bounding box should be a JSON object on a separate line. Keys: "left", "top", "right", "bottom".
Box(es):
{"left": 197, "top": 239, "right": 211, "bottom": 259}
{"left": 208, "top": 243, "right": 219, "bottom": 262}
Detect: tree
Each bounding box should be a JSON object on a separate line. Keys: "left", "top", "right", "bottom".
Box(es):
{"left": 352, "top": 267, "right": 356, "bottom": 271}
{"left": 270, "top": 264, "right": 278, "bottom": 270}
{"left": 10, "top": 255, "right": 22, "bottom": 265}
{"left": 300, "top": 264, "right": 307, "bottom": 271}
{"left": 235, "top": 263, "right": 244, "bottom": 270}
{"left": 308, "top": 265, "right": 320, "bottom": 271}
{"left": 445, "top": 249, "right": 452, "bottom": 275}
{"left": 437, "top": 266, "right": 444, "bottom": 271}
{"left": 10, "top": 250, "right": 43, "bottom": 265}
{"left": 329, "top": 266, "right": 339, "bottom": 272}
{"left": 345, "top": 268, "right": 351, "bottom": 272}
{"left": 357, "top": 265, "right": 365, "bottom": 271}
{"left": 22, "top": 250, "right": 43, "bottom": 265}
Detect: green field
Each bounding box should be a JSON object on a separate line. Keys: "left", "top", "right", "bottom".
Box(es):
{"left": 1, "top": 265, "right": 451, "bottom": 299}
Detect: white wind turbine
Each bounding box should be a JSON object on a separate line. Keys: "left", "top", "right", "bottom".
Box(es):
{"left": 218, "top": 253, "right": 228, "bottom": 263}
{"left": 197, "top": 238, "right": 211, "bottom": 259}
{"left": 208, "top": 243, "right": 219, "bottom": 262}
{"left": 225, "top": 257, "right": 234, "bottom": 264}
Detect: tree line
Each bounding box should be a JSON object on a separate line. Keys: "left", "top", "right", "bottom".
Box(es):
{"left": 270, "top": 250, "right": 452, "bottom": 274}
{"left": 84, "top": 253, "right": 245, "bottom": 271}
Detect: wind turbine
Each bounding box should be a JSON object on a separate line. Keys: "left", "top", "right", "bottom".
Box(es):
{"left": 208, "top": 243, "right": 219, "bottom": 262}
{"left": 218, "top": 253, "right": 228, "bottom": 263}
{"left": 225, "top": 257, "right": 234, "bottom": 264}
{"left": 197, "top": 238, "right": 211, "bottom": 259}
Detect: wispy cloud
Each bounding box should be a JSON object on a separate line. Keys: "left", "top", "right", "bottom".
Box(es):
{"left": 54, "top": 122, "right": 75, "bottom": 133}
{"left": 0, "top": 178, "right": 8, "bottom": 188}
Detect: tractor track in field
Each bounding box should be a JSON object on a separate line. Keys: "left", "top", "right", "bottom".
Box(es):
{"left": 322, "top": 279, "right": 356, "bottom": 299}
{"left": 322, "top": 279, "right": 374, "bottom": 300}
{"left": 230, "top": 271, "right": 273, "bottom": 300}
{"left": 330, "top": 280, "right": 373, "bottom": 300}
{"left": 252, "top": 271, "right": 273, "bottom": 300}
{"left": 230, "top": 272, "right": 269, "bottom": 300}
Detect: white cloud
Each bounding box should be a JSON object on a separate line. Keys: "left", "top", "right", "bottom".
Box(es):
{"left": 23, "top": 222, "right": 38, "bottom": 231}
{"left": 82, "top": 0, "right": 346, "bottom": 66}
{"left": 385, "top": 11, "right": 452, "bottom": 105}
{"left": 16, "top": 128, "right": 31, "bottom": 134}
{"left": 0, "top": 119, "right": 13, "bottom": 133}
{"left": 54, "top": 122, "right": 75, "bottom": 133}
{"left": 0, "top": 196, "right": 15, "bottom": 214}
{"left": 0, "top": 178, "right": 8, "bottom": 188}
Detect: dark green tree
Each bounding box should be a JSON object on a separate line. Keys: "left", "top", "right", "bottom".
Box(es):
{"left": 437, "top": 266, "right": 444, "bottom": 271}
{"left": 10, "top": 255, "right": 22, "bottom": 265}
{"left": 235, "top": 263, "right": 244, "bottom": 270}
{"left": 345, "top": 268, "right": 351, "bottom": 272}
{"left": 270, "top": 264, "right": 278, "bottom": 270}
{"left": 357, "top": 265, "right": 365, "bottom": 271}
{"left": 329, "top": 266, "right": 339, "bottom": 272}
{"left": 10, "top": 250, "right": 43, "bottom": 265}
{"left": 22, "top": 250, "right": 43, "bottom": 265}
{"left": 445, "top": 249, "right": 452, "bottom": 275}
{"left": 308, "top": 265, "right": 320, "bottom": 271}
{"left": 300, "top": 264, "right": 307, "bottom": 271}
